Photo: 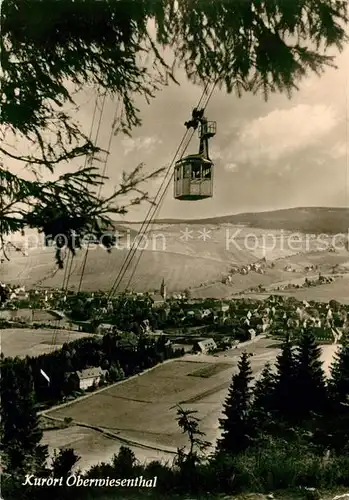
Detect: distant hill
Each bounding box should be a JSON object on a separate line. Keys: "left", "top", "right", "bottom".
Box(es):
{"left": 122, "top": 207, "right": 349, "bottom": 234}
{"left": 3, "top": 207, "right": 348, "bottom": 296}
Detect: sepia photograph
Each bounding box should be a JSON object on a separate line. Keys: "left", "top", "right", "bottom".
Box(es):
{"left": 1, "top": 1, "right": 349, "bottom": 499}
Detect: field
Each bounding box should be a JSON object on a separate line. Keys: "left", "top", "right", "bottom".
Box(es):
{"left": 43, "top": 339, "right": 338, "bottom": 471}
{"left": 2, "top": 245, "right": 231, "bottom": 292}
{"left": 1, "top": 328, "right": 92, "bottom": 358}
{"left": 3, "top": 221, "right": 348, "bottom": 295}
{"left": 238, "top": 274, "right": 349, "bottom": 305}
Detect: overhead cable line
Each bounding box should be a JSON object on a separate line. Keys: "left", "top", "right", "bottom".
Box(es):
{"left": 107, "top": 82, "right": 211, "bottom": 297}
{"left": 50, "top": 94, "right": 105, "bottom": 352}
{"left": 124, "top": 81, "right": 217, "bottom": 292}
{"left": 77, "top": 96, "right": 122, "bottom": 293}
{"left": 61, "top": 96, "right": 100, "bottom": 294}
{"left": 106, "top": 81, "right": 215, "bottom": 298}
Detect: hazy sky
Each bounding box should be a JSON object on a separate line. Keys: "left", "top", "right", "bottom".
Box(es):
{"left": 8, "top": 34, "right": 349, "bottom": 222}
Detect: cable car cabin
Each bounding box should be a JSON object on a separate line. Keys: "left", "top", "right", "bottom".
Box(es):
{"left": 174, "top": 155, "right": 213, "bottom": 200}
{"left": 174, "top": 110, "right": 216, "bottom": 201}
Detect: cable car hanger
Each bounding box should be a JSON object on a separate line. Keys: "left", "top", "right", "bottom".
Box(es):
{"left": 174, "top": 107, "right": 216, "bottom": 201}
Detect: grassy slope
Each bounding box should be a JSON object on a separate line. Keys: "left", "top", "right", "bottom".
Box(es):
{"left": 2, "top": 207, "right": 348, "bottom": 293}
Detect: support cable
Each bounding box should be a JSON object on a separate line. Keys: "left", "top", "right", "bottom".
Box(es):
{"left": 123, "top": 81, "right": 216, "bottom": 292}
{"left": 106, "top": 81, "right": 214, "bottom": 298}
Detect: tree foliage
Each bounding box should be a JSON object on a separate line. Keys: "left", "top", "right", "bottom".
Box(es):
{"left": 252, "top": 361, "right": 276, "bottom": 431}
{"left": 175, "top": 405, "right": 210, "bottom": 462}
{"left": 51, "top": 448, "right": 80, "bottom": 481}
{"left": 326, "top": 339, "right": 349, "bottom": 452}
{"left": 1, "top": 0, "right": 348, "bottom": 263}
{"left": 2, "top": 331, "right": 183, "bottom": 408}
{"left": 218, "top": 351, "right": 254, "bottom": 454}
{"left": 0, "top": 357, "right": 48, "bottom": 474}
{"left": 273, "top": 334, "right": 298, "bottom": 422}
{"left": 294, "top": 328, "right": 328, "bottom": 419}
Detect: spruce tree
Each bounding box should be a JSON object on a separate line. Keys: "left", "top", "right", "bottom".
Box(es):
{"left": 273, "top": 334, "right": 298, "bottom": 422}
{"left": 327, "top": 340, "right": 349, "bottom": 452}
{"left": 329, "top": 339, "right": 349, "bottom": 405}
{"left": 0, "top": 358, "right": 48, "bottom": 474}
{"left": 294, "top": 328, "right": 328, "bottom": 420}
{"left": 217, "top": 352, "right": 253, "bottom": 454}
{"left": 252, "top": 362, "right": 276, "bottom": 432}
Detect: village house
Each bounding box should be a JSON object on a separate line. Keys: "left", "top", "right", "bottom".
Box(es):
{"left": 193, "top": 338, "right": 217, "bottom": 354}
{"left": 76, "top": 367, "right": 107, "bottom": 390}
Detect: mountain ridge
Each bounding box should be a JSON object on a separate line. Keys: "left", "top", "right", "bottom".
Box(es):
{"left": 120, "top": 207, "right": 349, "bottom": 234}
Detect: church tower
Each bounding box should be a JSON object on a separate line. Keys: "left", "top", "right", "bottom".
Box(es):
{"left": 160, "top": 278, "right": 167, "bottom": 300}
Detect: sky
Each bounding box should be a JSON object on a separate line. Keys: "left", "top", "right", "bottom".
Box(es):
{"left": 7, "top": 31, "right": 349, "bottom": 223}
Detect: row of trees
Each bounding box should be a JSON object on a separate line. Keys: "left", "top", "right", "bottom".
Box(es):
{"left": 218, "top": 331, "right": 349, "bottom": 456}
{"left": 0, "top": 332, "right": 184, "bottom": 420}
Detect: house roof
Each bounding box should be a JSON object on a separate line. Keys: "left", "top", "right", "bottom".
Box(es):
{"left": 49, "top": 309, "right": 65, "bottom": 319}
{"left": 77, "top": 367, "right": 106, "bottom": 380}
{"left": 197, "top": 338, "right": 216, "bottom": 350}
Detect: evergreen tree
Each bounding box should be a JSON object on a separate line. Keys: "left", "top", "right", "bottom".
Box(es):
{"left": 252, "top": 362, "right": 276, "bottom": 432}
{"left": 273, "top": 334, "right": 298, "bottom": 422}
{"left": 217, "top": 352, "right": 253, "bottom": 454}
{"left": 174, "top": 406, "right": 210, "bottom": 493}
{"left": 329, "top": 339, "right": 349, "bottom": 405}
{"left": 294, "top": 328, "right": 328, "bottom": 420}
{"left": 327, "top": 340, "right": 349, "bottom": 452}
{"left": 51, "top": 448, "right": 80, "bottom": 481}
{"left": 112, "top": 446, "right": 137, "bottom": 477}
{"left": 0, "top": 358, "right": 48, "bottom": 474}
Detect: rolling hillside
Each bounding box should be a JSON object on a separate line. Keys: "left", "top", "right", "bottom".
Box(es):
{"left": 1, "top": 207, "right": 348, "bottom": 294}
{"left": 1, "top": 246, "right": 231, "bottom": 292}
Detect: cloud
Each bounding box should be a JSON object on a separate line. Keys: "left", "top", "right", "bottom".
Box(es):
{"left": 232, "top": 104, "right": 338, "bottom": 165}
{"left": 330, "top": 141, "right": 347, "bottom": 159}
{"left": 210, "top": 147, "right": 224, "bottom": 160}
{"left": 121, "top": 135, "right": 162, "bottom": 156}
{"left": 225, "top": 162, "right": 238, "bottom": 172}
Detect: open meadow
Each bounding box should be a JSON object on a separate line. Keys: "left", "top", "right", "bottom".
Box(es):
{"left": 238, "top": 274, "right": 349, "bottom": 305}
{"left": 1, "top": 328, "right": 93, "bottom": 358}
{"left": 43, "top": 339, "right": 339, "bottom": 471}
{"left": 1, "top": 245, "right": 231, "bottom": 292}
{"left": 3, "top": 225, "right": 348, "bottom": 295}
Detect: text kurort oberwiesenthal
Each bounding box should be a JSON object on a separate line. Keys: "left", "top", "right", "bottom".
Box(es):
{"left": 22, "top": 475, "right": 157, "bottom": 488}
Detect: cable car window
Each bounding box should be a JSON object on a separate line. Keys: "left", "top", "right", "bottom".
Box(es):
{"left": 203, "top": 167, "right": 211, "bottom": 178}
{"left": 192, "top": 164, "right": 201, "bottom": 178}
{"left": 183, "top": 165, "right": 191, "bottom": 178}
{"left": 175, "top": 167, "right": 181, "bottom": 181}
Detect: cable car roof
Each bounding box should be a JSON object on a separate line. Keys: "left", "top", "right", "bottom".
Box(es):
{"left": 176, "top": 154, "right": 212, "bottom": 163}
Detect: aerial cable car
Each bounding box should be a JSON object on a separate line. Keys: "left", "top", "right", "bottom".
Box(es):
{"left": 174, "top": 108, "right": 216, "bottom": 201}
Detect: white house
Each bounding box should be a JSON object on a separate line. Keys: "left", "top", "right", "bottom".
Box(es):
{"left": 76, "top": 367, "right": 107, "bottom": 390}
{"left": 195, "top": 338, "right": 217, "bottom": 354}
